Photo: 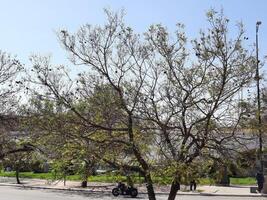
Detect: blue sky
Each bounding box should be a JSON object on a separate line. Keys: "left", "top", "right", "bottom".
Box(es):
{"left": 0, "top": 0, "right": 267, "bottom": 69}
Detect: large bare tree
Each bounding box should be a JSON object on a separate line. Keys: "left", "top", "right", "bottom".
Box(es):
{"left": 139, "top": 9, "right": 255, "bottom": 200}
{"left": 26, "top": 9, "right": 255, "bottom": 200}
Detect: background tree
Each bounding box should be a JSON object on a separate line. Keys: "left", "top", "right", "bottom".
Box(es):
{"left": 0, "top": 51, "right": 26, "bottom": 160}
{"left": 2, "top": 151, "right": 32, "bottom": 184}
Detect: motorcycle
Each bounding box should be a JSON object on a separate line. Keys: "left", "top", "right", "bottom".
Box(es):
{"left": 112, "top": 182, "right": 138, "bottom": 198}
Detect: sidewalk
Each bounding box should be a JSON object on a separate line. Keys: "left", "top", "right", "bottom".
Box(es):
{"left": 0, "top": 177, "right": 263, "bottom": 197}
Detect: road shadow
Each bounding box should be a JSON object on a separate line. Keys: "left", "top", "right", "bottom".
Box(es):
{"left": 15, "top": 186, "right": 147, "bottom": 199}
{"left": 228, "top": 185, "right": 253, "bottom": 188}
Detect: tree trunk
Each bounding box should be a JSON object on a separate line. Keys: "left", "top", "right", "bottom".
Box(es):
{"left": 127, "top": 114, "right": 156, "bottom": 200}
{"left": 219, "top": 165, "right": 230, "bottom": 186}
{"left": 81, "top": 160, "right": 94, "bottom": 188}
{"left": 15, "top": 169, "right": 20, "bottom": 184}
{"left": 168, "top": 178, "right": 180, "bottom": 200}
{"left": 81, "top": 165, "right": 89, "bottom": 188}
{"left": 126, "top": 175, "right": 133, "bottom": 187}
{"left": 63, "top": 175, "right": 66, "bottom": 186}
{"left": 144, "top": 173, "right": 156, "bottom": 200}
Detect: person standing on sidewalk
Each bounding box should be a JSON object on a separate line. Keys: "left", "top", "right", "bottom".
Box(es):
{"left": 256, "top": 172, "right": 265, "bottom": 193}
{"left": 190, "top": 180, "right": 197, "bottom": 191}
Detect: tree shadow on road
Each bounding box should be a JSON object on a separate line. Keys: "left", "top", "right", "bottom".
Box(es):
{"left": 15, "top": 186, "right": 146, "bottom": 199}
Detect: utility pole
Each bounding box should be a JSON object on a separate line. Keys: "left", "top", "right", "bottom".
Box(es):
{"left": 256, "top": 21, "right": 263, "bottom": 173}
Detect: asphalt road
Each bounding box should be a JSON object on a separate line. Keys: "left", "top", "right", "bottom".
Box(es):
{"left": 0, "top": 186, "right": 266, "bottom": 200}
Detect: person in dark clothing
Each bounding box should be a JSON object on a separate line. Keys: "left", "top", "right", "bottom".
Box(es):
{"left": 190, "top": 180, "right": 197, "bottom": 191}
{"left": 256, "top": 172, "right": 265, "bottom": 193}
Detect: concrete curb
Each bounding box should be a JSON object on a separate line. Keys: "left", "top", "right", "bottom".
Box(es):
{"left": 0, "top": 182, "right": 264, "bottom": 197}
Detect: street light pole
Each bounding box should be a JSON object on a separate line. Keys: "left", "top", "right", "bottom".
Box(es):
{"left": 256, "top": 21, "right": 263, "bottom": 173}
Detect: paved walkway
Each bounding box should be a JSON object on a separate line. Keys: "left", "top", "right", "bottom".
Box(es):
{"left": 0, "top": 177, "right": 263, "bottom": 197}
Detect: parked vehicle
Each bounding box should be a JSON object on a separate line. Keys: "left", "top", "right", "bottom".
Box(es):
{"left": 112, "top": 182, "right": 138, "bottom": 198}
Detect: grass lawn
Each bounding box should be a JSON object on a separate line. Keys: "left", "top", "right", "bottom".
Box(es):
{"left": 0, "top": 171, "right": 54, "bottom": 180}
{"left": 0, "top": 171, "right": 256, "bottom": 185}
{"left": 230, "top": 177, "right": 256, "bottom": 185}
{"left": 197, "top": 177, "right": 256, "bottom": 185}
{"left": 0, "top": 171, "right": 130, "bottom": 182}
